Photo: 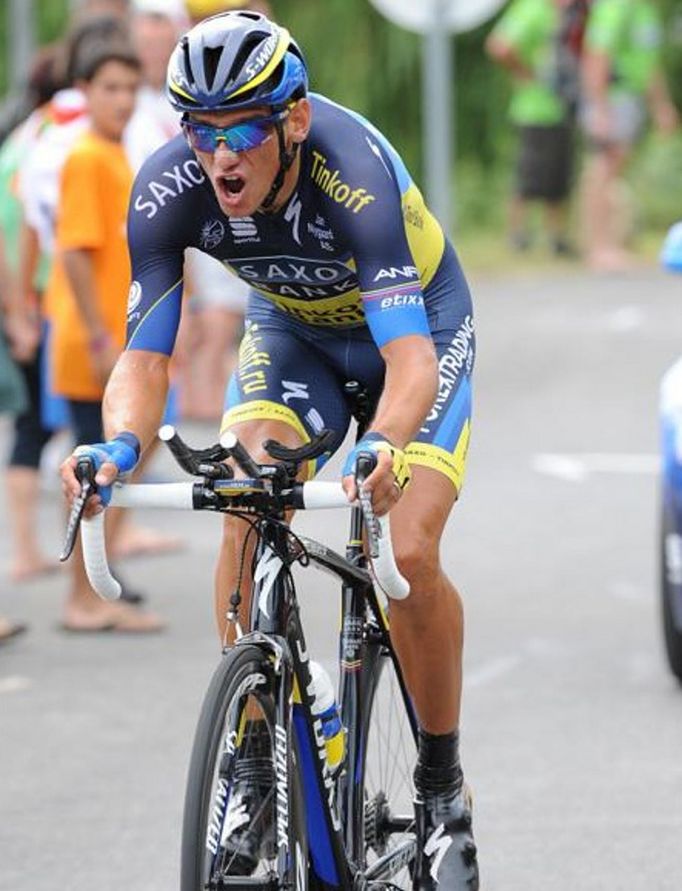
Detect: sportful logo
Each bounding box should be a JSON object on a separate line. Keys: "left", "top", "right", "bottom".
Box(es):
{"left": 311, "top": 151, "right": 376, "bottom": 213}
{"left": 228, "top": 217, "right": 260, "bottom": 244}
{"left": 133, "top": 160, "right": 205, "bottom": 219}
{"left": 200, "top": 220, "right": 225, "bottom": 250}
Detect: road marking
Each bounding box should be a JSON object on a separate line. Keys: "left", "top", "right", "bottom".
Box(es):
{"left": 0, "top": 676, "right": 32, "bottom": 694}
{"left": 532, "top": 453, "right": 659, "bottom": 482}
{"left": 608, "top": 305, "right": 645, "bottom": 332}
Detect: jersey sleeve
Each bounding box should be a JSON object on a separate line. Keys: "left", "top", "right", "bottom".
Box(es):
{"left": 313, "top": 127, "right": 433, "bottom": 348}
{"left": 125, "top": 161, "right": 185, "bottom": 356}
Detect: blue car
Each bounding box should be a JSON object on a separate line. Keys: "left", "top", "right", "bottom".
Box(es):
{"left": 660, "top": 222, "right": 682, "bottom": 680}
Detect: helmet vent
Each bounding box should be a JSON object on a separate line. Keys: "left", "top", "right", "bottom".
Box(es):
{"left": 228, "top": 35, "right": 267, "bottom": 86}
{"left": 202, "top": 46, "right": 225, "bottom": 92}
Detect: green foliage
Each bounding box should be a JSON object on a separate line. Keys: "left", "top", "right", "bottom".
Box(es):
{"left": 1, "top": 0, "right": 680, "bottom": 234}
{"left": 630, "top": 132, "right": 682, "bottom": 229}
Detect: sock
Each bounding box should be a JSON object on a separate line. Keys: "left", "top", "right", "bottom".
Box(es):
{"left": 413, "top": 729, "right": 463, "bottom": 797}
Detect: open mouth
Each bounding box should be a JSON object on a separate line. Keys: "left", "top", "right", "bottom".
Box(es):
{"left": 218, "top": 174, "right": 246, "bottom": 200}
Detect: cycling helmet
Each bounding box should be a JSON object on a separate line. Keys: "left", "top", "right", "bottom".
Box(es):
{"left": 166, "top": 11, "right": 307, "bottom": 114}
{"left": 167, "top": 11, "right": 308, "bottom": 209}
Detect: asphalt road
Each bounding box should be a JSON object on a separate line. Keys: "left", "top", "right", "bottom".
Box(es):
{"left": 2, "top": 263, "right": 682, "bottom": 891}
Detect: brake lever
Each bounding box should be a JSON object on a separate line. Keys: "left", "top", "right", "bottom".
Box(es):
{"left": 59, "top": 458, "right": 98, "bottom": 562}
{"left": 355, "top": 452, "right": 381, "bottom": 560}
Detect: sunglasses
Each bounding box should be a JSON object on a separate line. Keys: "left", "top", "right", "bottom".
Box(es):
{"left": 182, "top": 108, "right": 289, "bottom": 154}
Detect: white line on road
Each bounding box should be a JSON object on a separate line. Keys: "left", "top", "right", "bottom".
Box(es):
{"left": 0, "top": 676, "right": 32, "bottom": 694}
{"left": 532, "top": 453, "right": 659, "bottom": 482}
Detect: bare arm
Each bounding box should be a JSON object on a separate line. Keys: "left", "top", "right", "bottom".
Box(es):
{"left": 647, "top": 69, "right": 679, "bottom": 134}
{"left": 485, "top": 34, "right": 534, "bottom": 81}
{"left": 371, "top": 335, "right": 438, "bottom": 448}
{"left": 344, "top": 334, "right": 438, "bottom": 514}
{"left": 60, "top": 348, "right": 171, "bottom": 509}
{"left": 62, "top": 248, "right": 106, "bottom": 339}
{"left": 62, "top": 247, "right": 120, "bottom": 383}
{"left": 102, "top": 349, "right": 170, "bottom": 448}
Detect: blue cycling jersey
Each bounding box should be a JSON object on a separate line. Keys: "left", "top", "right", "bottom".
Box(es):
{"left": 125, "top": 93, "right": 468, "bottom": 354}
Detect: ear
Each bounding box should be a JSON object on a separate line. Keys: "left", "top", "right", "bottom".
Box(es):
{"left": 287, "top": 97, "right": 311, "bottom": 145}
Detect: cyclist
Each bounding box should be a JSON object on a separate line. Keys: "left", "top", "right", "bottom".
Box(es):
{"left": 60, "top": 12, "right": 479, "bottom": 888}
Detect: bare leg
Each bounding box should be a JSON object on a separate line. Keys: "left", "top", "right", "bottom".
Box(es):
{"left": 509, "top": 194, "right": 531, "bottom": 250}
{"left": 190, "top": 307, "right": 243, "bottom": 420}
{"left": 387, "top": 466, "right": 462, "bottom": 733}
{"left": 6, "top": 466, "right": 60, "bottom": 581}
{"left": 62, "top": 528, "right": 165, "bottom": 632}
{"left": 581, "top": 145, "right": 634, "bottom": 270}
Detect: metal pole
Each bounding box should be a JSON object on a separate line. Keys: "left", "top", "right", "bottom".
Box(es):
{"left": 421, "top": 0, "right": 454, "bottom": 235}
{"left": 9, "top": 0, "right": 35, "bottom": 92}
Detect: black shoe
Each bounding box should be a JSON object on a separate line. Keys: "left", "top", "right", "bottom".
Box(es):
{"left": 221, "top": 755, "right": 274, "bottom": 876}
{"left": 413, "top": 784, "right": 479, "bottom": 889}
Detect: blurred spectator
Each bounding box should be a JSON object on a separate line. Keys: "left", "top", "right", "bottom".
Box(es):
{"left": 71, "top": 0, "right": 132, "bottom": 22}
{"left": 1, "top": 48, "right": 70, "bottom": 582}
{"left": 487, "top": 0, "right": 588, "bottom": 257}
{"left": 45, "top": 41, "right": 162, "bottom": 631}
{"left": 4, "top": 18, "right": 128, "bottom": 584}
{"left": 0, "top": 230, "right": 29, "bottom": 643}
{"left": 580, "top": 0, "right": 679, "bottom": 271}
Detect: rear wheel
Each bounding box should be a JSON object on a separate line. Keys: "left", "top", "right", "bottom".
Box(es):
{"left": 355, "top": 624, "right": 418, "bottom": 889}
{"left": 181, "top": 643, "right": 308, "bottom": 890}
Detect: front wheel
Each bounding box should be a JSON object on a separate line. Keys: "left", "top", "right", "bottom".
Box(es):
{"left": 660, "top": 495, "right": 682, "bottom": 683}
{"left": 354, "top": 629, "right": 418, "bottom": 889}
{"left": 181, "top": 643, "right": 308, "bottom": 890}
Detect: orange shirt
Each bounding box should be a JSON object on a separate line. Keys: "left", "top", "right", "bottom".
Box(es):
{"left": 46, "top": 131, "right": 132, "bottom": 400}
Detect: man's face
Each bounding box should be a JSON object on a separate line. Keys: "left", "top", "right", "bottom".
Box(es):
{"left": 83, "top": 60, "right": 140, "bottom": 141}
{"left": 188, "top": 100, "right": 310, "bottom": 217}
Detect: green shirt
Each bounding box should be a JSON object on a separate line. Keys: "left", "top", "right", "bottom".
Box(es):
{"left": 492, "top": 0, "right": 567, "bottom": 126}
{"left": 0, "top": 116, "right": 51, "bottom": 292}
{"left": 585, "top": 0, "right": 663, "bottom": 96}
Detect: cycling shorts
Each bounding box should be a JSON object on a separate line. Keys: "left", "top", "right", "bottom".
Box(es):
{"left": 221, "top": 251, "right": 475, "bottom": 491}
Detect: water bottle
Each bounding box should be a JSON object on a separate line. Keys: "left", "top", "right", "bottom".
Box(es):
{"left": 309, "top": 661, "right": 345, "bottom": 773}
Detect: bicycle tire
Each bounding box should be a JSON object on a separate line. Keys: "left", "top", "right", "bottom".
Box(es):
{"left": 660, "top": 496, "right": 682, "bottom": 683}
{"left": 354, "top": 627, "right": 418, "bottom": 889}
{"left": 181, "top": 643, "right": 308, "bottom": 890}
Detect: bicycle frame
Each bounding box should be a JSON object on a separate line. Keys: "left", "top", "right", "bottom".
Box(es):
{"left": 240, "top": 499, "right": 418, "bottom": 889}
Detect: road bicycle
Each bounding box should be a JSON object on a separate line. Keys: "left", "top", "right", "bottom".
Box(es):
{"left": 62, "top": 384, "right": 419, "bottom": 889}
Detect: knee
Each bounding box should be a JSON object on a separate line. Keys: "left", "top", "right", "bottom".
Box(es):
{"left": 394, "top": 532, "right": 439, "bottom": 594}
